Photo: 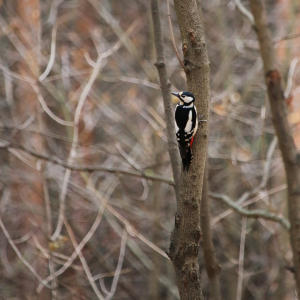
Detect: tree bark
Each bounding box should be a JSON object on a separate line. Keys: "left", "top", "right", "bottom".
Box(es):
{"left": 201, "top": 164, "right": 221, "bottom": 300}
{"left": 151, "top": 0, "right": 181, "bottom": 200}
{"left": 166, "top": 1, "right": 210, "bottom": 299}
{"left": 249, "top": 0, "right": 300, "bottom": 295}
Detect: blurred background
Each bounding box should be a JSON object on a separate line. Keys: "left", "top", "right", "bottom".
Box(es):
{"left": 0, "top": 0, "right": 299, "bottom": 299}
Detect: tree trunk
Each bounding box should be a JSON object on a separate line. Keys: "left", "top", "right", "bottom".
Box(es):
{"left": 249, "top": 0, "right": 300, "bottom": 296}
{"left": 151, "top": 0, "right": 181, "bottom": 201}
{"left": 166, "top": 1, "right": 210, "bottom": 299}
{"left": 201, "top": 164, "right": 221, "bottom": 300}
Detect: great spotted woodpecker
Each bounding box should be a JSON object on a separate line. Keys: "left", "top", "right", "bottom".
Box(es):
{"left": 171, "top": 91, "right": 198, "bottom": 172}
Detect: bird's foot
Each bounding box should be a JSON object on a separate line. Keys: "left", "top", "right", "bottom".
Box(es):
{"left": 198, "top": 114, "right": 207, "bottom": 124}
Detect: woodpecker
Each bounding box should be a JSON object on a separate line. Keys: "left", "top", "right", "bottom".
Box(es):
{"left": 171, "top": 91, "right": 198, "bottom": 172}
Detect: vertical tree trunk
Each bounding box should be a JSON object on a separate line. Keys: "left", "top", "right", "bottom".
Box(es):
{"left": 168, "top": 1, "right": 210, "bottom": 299}
{"left": 151, "top": 0, "right": 181, "bottom": 200}
{"left": 201, "top": 164, "right": 221, "bottom": 300}
{"left": 249, "top": 0, "right": 300, "bottom": 296}
{"left": 151, "top": 0, "right": 210, "bottom": 298}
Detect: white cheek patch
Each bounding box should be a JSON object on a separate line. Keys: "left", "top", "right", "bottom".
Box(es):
{"left": 184, "top": 96, "right": 193, "bottom": 103}
{"left": 184, "top": 110, "right": 193, "bottom": 133}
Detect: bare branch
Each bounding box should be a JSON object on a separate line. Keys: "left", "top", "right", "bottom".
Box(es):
{"left": 50, "top": 50, "right": 102, "bottom": 241}
{"left": 0, "top": 136, "right": 174, "bottom": 185}
{"left": 64, "top": 217, "right": 105, "bottom": 300}
{"left": 47, "top": 0, "right": 64, "bottom": 24}
{"left": 151, "top": 0, "right": 181, "bottom": 200}
{"left": 274, "top": 32, "right": 300, "bottom": 44}
{"left": 210, "top": 184, "right": 287, "bottom": 226}
{"left": 284, "top": 57, "right": 300, "bottom": 98}
{"left": 51, "top": 18, "right": 140, "bottom": 241}
{"left": 212, "top": 107, "right": 275, "bottom": 134}
{"left": 0, "top": 14, "right": 31, "bottom": 64}
{"left": 236, "top": 218, "right": 247, "bottom": 300}
{"left": 39, "top": 23, "right": 58, "bottom": 82}
{"left": 210, "top": 192, "right": 290, "bottom": 230}
{"left": 37, "top": 179, "right": 119, "bottom": 293}
{"left": 233, "top": 0, "right": 255, "bottom": 25}
{"left": 0, "top": 61, "right": 36, "bottom": 84}
{"left": 92, "top": 269, "right": 131, "bottom": 281}
{"left": 0, "top": 126, "right": 128, "bottom": 158}
{"left": 0, "top": 217, "right": 53, "bottom": 289}
{"left": 249, "top": 0, "right": 300, "bottom": 293}
{"left": 82, "top": 173, "right": 169, "bottom": 259}
{"left": 31, "top": 84, "right": 74, "bottom": 126}
{"left": 103, "top": 228, "right": 127, "bottom": 300}
{"left": 8, "top": 148, "right": 38, "bottom": 170}
{"left": 167, "top": 0, "right": 186, "bottom": 71}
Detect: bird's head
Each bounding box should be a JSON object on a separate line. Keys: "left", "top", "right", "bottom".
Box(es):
{"left": 171, "top": 91, "right": 195, "bottom": 105}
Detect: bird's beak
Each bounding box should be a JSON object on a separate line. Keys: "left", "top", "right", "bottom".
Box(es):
{"left": 171, "top": 92, "right": 180, "bottom": 98}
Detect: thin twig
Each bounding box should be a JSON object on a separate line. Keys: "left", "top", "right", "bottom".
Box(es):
{"left": 82, "top": 174, "right": 169, "bottom": 259}
{"left": 211, "top": 134, "right": 279, "bottom": 226}
{"left": 8, "top": 148, "right": 37, "bottom": 170}
{"left": 0, "top": 216, "right": 53, "bottom": 289}
{"left": 210, "top": 192, "right": 290, "bottom": 230}
{"left": 151, "top": 0, "right": 181, "bottom": 200}
{"left": 89, "top": 0, "right": 152, "bottom": 78}
{"left": 0, "top": 61, "right": 36, "bottom": 84}
{"left": 39, "top": 23, "right": 58, "bottom": 82}
{"left": 50, "top": 51, "right": 103, "bottom": 241}
{"left": 37, "top": 179, "right": 119, "bottom": 293}
{"left": 43, "top": 68, "right": 93, "bottom": 83}
{"left": 212, "top": 108, "right": 274, "bottom": 134}
{"left": 284, "top": 57, "right": 299, "bottom": 98}
{"left": 0, "top": 14, "right": 33, "bottom": 67}
{"left": 47, "top": 0, "right": 64, "bottom": 24}
{"left": 0, "top": 126, "right": 128, "bottom": 158}
{"left": 51, "top": 19, "right": 139, "bottom": 241}
{"left": 0, "top": 136, "right": 174, "bottom": 185}
{"left": 116, "top": 143, "right": 149, "bottom": 200}
{"left": 103, "top": 228, "right": 127, "bottom": 300}
{"left": 103, "top": 214, "right": 179, "bottom": 299}
{"left": 64, "top": 217, "right": 105, "bottom": 300}
{"left": 4, "top": 68, "right": 13, "bottom": 106}
{"left": 167, "top": 0, "right": 186, "bottom": 71}
{"left": 41, "top": 173, "right": 58, "bottom": 295}
{"left": 236, "top": 218, "right": 247, "bottom": 300}
{"left": 233, "top": 0, "right": 254, "bottom": 25}
{"left": 92, "top": 269, "right": 131, "bottom": 281}
{"left": 210, "top": 184, "right": 287, "bottom": 226}
{"left": 31, "top": 84, "right": 74, "bottom": 126}
{"left": 274, "top": 32, "right": 300, "bottom": 44}
{"left": 261, "top": 136, "right": 278, "bottom": 187}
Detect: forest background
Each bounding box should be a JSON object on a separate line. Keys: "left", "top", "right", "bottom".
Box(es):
{"left": 0, "top": 0, "right": 300, "bottom": 299}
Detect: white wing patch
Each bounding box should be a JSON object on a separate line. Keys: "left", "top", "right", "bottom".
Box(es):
{"left": 184, "top": 110, "right": 193, "bottom": 133}
{"left": 175, "top": 121, "right": 179, "bottom": 132}
{"left": 193, "top": 116, "right": 198, "bottom": 136}
{"left": 193, "top": 106, "right": 198, "bottom": 136}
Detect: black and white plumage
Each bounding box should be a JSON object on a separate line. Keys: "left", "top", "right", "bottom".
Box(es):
{"left": 172, "top": 91, "right": 198, "bottom": 172}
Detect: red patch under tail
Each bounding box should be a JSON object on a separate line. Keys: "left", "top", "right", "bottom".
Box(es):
{"left": 190, "top": 136, "right": 194, "bottom": 148}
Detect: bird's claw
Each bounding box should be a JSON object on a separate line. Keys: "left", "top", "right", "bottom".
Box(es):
{"left": 198, "top": 114, "right": 207, "bottom": 124}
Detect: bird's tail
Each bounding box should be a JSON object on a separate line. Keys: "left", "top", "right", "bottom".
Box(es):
{"left": 182, "top": 147, "right": 193, "bottom": 172}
